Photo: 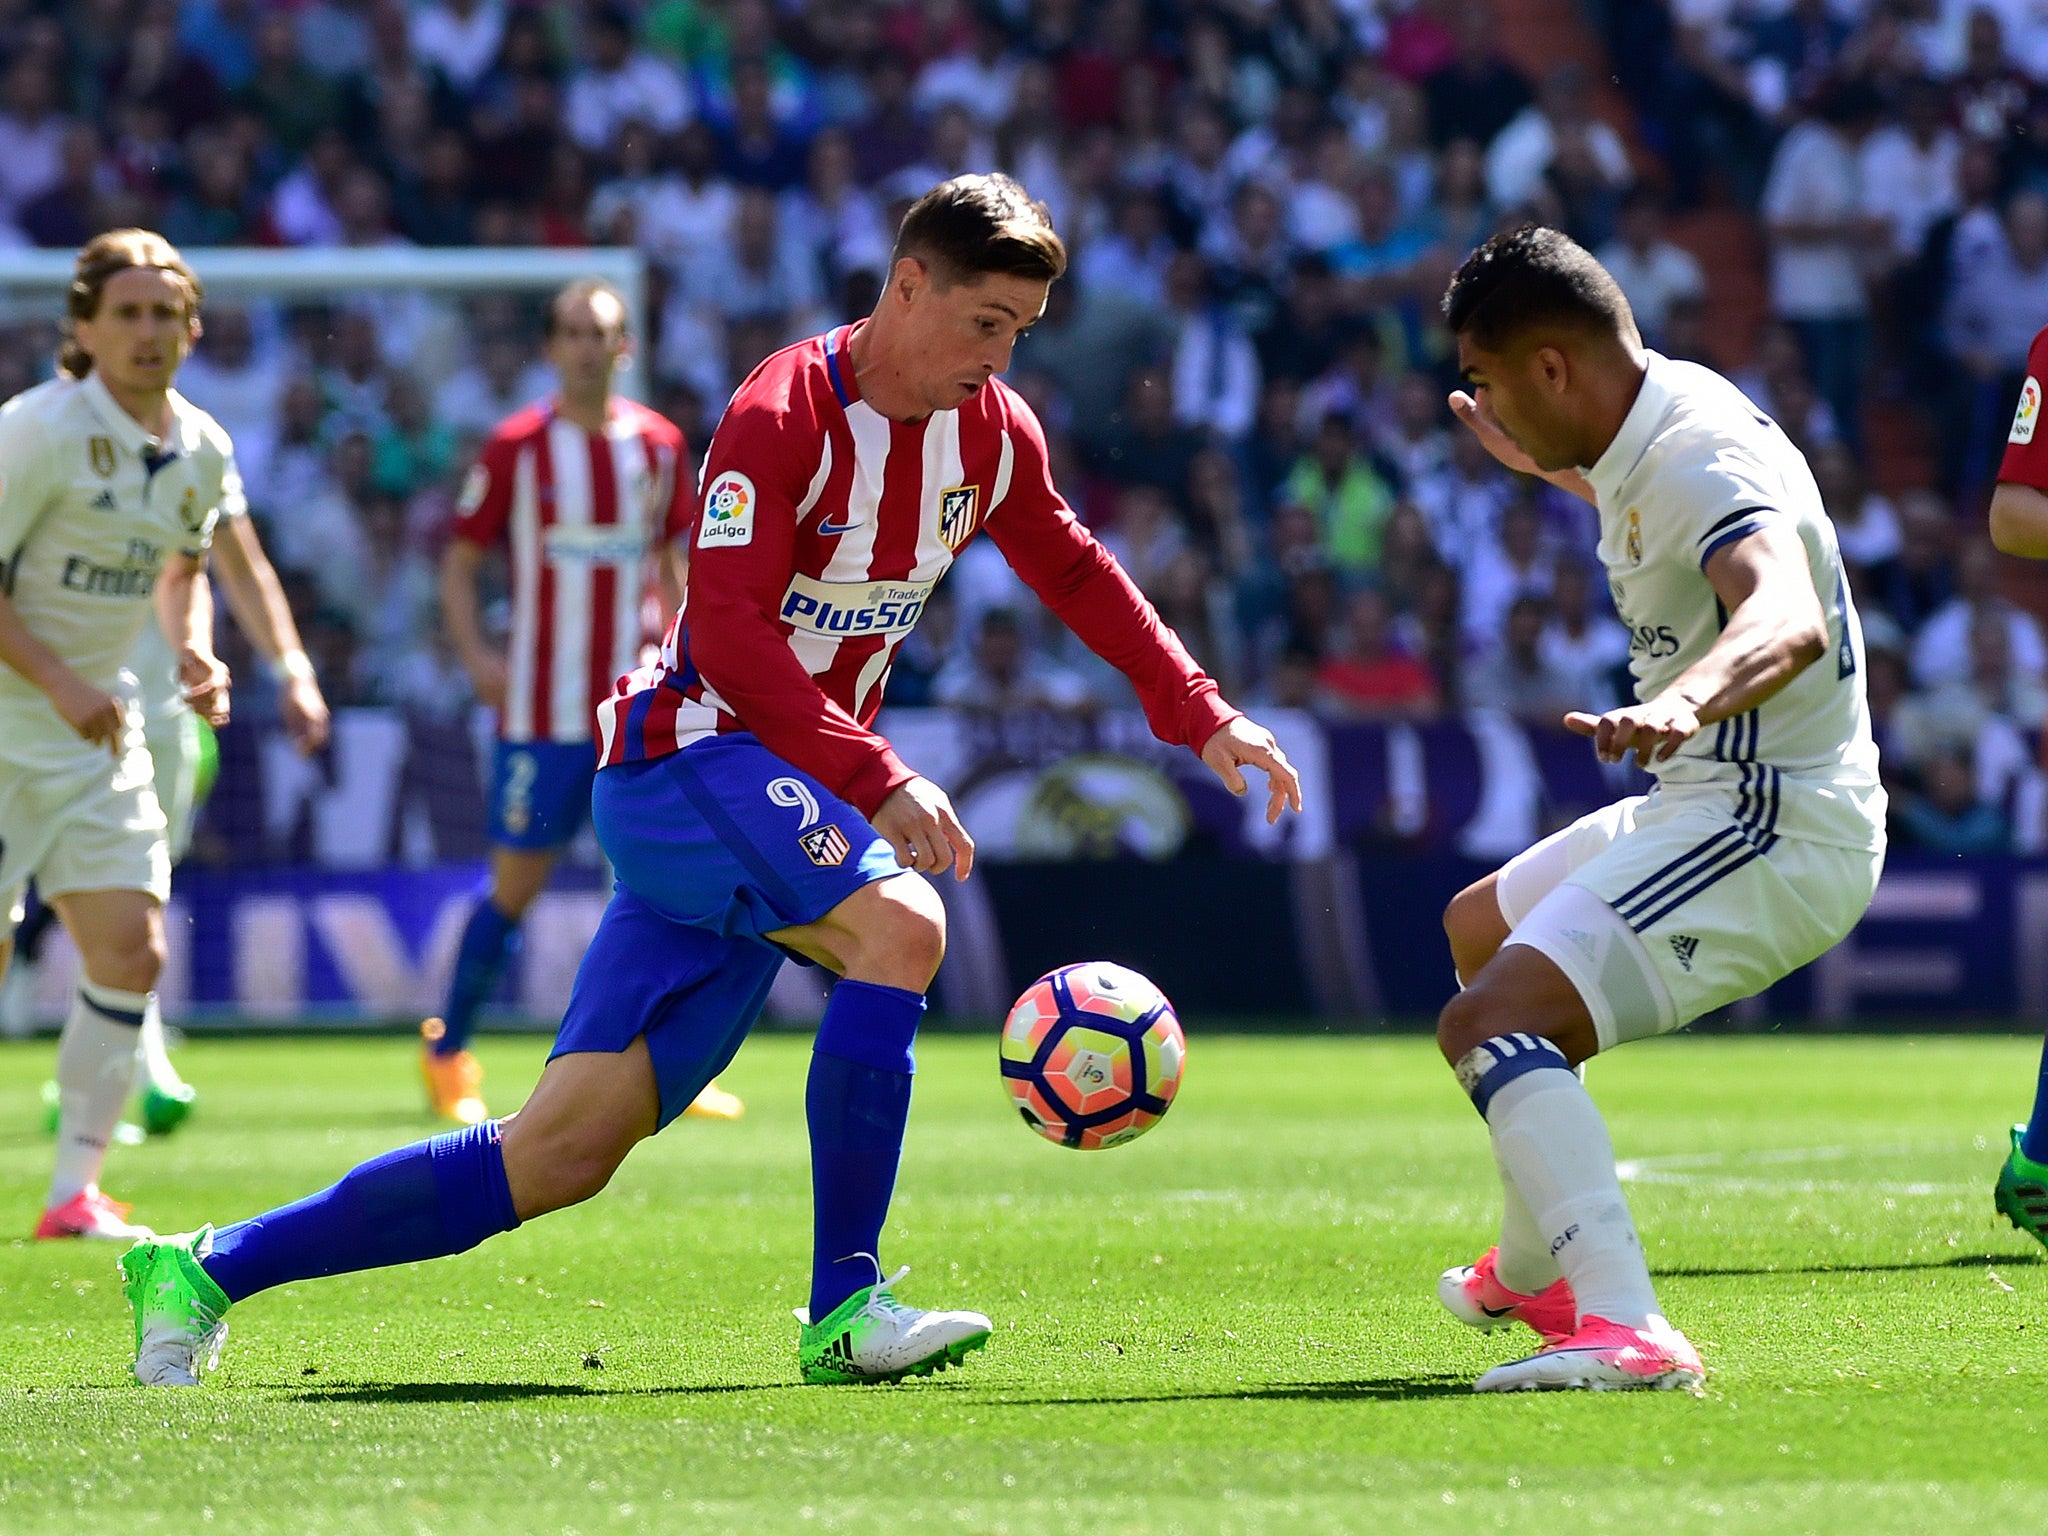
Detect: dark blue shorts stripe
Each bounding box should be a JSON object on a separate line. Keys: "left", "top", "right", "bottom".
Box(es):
{"left": 1627, "top": 844, "right": 1764, "bottom": 932}
{"left": 1612, "top": 827, "right": 1744, "bottom": 915}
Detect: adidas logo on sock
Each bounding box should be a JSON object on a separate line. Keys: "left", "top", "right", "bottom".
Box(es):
{"left": 1668, "top": 934, "right": 1700, "bottom": 972}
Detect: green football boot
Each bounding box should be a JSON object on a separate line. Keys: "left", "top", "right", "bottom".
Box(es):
{"left": 1995, "top": 1125, "right": 2048, "bottom": 1253}
{"left": 141, "top": 1081, "right": 197, "bottom": 1136}
{"left": 795, "top": 1265, "right": 991, "bottom": 1385}
{"left": 119, "top": 1226, "right": 231, "bottom": 1386}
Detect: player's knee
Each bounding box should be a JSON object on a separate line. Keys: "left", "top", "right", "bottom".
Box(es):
{"left": 1436, "top": 982, "right": 1507, "bottom": 1066}
{"left": 1443, "top": 881, "right": 1506, "bottom": 985}
{"left": 503, "top": 1115, "right": 636, "bottom": 1216}
{"left": 847, "top": 878, "right": 947, "bottom": 990}
{"left": 80, "top": 920, "right": 165, "bottom": 994}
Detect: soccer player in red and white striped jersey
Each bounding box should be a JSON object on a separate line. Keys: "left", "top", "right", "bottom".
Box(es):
{"left": 120, "top": 177, "right": 1297, "bottom": 1391}
{"left": 430, "top": 280, "right": 739, "bottom": 1124}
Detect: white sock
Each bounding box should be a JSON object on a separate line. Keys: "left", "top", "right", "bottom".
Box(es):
{"left": 1484, "top": 1063, "right": 1661, "bottom": 1331}
{"left": 49, "top": 982, "right": 148, "bottom": 1206}
{"left": 1491, "top": 1137, "right": 1563, "bottom": 1296}
{"left": 137, "top": 994, "right": 186, "bottom": 1097}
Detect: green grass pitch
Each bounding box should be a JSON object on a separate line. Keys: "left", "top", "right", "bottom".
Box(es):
{"left": 1, "top": 1031, "right": 2045, "bottom": 1534}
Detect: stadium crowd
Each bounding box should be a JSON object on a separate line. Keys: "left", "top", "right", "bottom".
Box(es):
{"left": 0, "top": 0, "right": 2040, "bottom": 855}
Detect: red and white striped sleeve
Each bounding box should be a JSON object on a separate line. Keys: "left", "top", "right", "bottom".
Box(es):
{"left": 682, "top": 368, "right": 918, "bottom": 817}
{"left": 980, "top": 384, "right": 1240, "bottom": 754}
{"left": 450, "top": 425, "right": 522, "bottom": 548}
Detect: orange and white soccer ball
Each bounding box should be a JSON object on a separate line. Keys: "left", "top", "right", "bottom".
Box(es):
{"left": 998, "top": 961, "right": 1186, "bottom": 1149}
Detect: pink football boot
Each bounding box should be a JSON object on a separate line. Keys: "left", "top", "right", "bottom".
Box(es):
{"left": 1474, "top": 1315, "right": 1706, "bottom": 1393}
{"left": 1437, "top": 1246, "right": 1578, "bottom": 1346}
{"left": 35, "top": 1187, "right": 154, "bottom": 1241}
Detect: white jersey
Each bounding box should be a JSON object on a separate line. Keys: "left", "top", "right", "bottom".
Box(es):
{"left": 0, "top": 372, "right": 233, "bottom": 747}
{"left": 1582, "top": 352, "right": 1884, "bottom": 852}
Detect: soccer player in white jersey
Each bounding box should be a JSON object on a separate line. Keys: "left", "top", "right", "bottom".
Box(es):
{"left": 106, "top": 490, "right": 331, "bottom": 1130}
{"left": 0, "top": 230, "right": 235, "bottom": 1240}
{"left": 1428, "top": 228, "right": 1885, "bottom": 1391}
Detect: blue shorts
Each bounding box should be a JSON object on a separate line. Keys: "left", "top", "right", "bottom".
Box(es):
{"left": 550, "top": 733, "right": 900, "bottom": 1125}
{"left": 490, "top": 740, "right": 597, "bottom": 850}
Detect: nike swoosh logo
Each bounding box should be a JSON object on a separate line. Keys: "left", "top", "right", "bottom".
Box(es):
{"left": 816, "top": 517, "right": 860, "bottom": 535}
{"left": 1479, "top": 1303, "right": 1516, "bottom": 1318}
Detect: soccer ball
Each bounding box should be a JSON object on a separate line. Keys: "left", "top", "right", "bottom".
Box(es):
{"left": 998, "top": 962, "right": 1186, "bottom": 1149}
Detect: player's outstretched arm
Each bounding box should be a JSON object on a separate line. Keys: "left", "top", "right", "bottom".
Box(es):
{"left": 210, "top": 514, "right": 329, "bottom": 752}
{"left": 1566, "top": 522, "right": 1827, "bottom": 767}
{"left": 1991, "top": 481, "right": 2048, "bottom": 560}
{"left": 155, "top": 553, "right": 230, "bottom": 728}
{"left": 1448, "top": 389, "right": 1597, "bottom": 506}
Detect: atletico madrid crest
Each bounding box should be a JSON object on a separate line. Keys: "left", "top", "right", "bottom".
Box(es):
{"left": 938, "top": 484, "right": 979, "bottom": 550}
{"left": 799, "top": 824, "right": 850, "bottom": 867}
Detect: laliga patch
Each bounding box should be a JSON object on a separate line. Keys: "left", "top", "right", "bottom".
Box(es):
{"left": 2012, "top": 376, "right": 2041, "bottom": 445}
{"left": 799, "top": 824, "right": 850, "bottom": 867}
{"left": 699, "top": 470, "right": 757, "bottom": 547}
{"left": 457, "top": 463, "right": 490, "bottom": 515}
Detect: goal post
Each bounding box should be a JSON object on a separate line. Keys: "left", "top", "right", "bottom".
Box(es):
{"left": 0, "top": 245, "right": 651, "bottom": 400}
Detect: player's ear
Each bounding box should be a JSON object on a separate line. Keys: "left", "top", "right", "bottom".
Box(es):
{"left": 1533, "top": 344, "right": 1570, "bottom": 395}
{"left": 890, "top": 256, "right": 928, "bottom": 307}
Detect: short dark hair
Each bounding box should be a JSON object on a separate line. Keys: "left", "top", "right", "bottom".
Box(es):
{"left": 892, "top": 173, "right": 1067, "bottom": 287}
{"left": 1441, "top": 225, "right": 1634, "bottom": 353}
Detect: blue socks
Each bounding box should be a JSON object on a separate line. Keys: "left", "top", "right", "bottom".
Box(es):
{"left": 436, "top": 900, "right": 521, "bottom": 1055}
{"left": 2024, "top": 1038, "right": 2048, "bottom": 1164}
{"left": 806, "top": 979, "right": 925, "bottom": 1319}
{"left": 201, "top": 1121, "right": 520, "bottom": 1304}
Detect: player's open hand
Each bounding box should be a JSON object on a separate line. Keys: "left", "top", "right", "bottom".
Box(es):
{"left": 1201, "top": 716, "right": 1303, "bottom": 824}
{"left": 49, "top": 673, "right": 124, "bottom": 754}
{"left": 178, "top": 647, "right": 231, "bottom": 729}
{"left": 1565, "top": 692, "right": 1702, "bottom": 768}
{"left": 465, "top": 651, "right": 509, "bottom": 712}
{"left": 873, "top": 776, "right": 976, "bottom": 882}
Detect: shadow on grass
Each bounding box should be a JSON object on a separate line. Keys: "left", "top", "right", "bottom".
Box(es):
{"left": 1659, "top": 1251, "right": 2043, "bottom": 1279}
{"left": 282, "top": 1379, "right": 814, "bottom": 1404}
{"left": 984, "top": 1373, "right": 1478, "bottom": 1406}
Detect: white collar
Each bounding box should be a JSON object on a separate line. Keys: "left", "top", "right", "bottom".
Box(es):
{"left": 1583, "top": 350, "right": 1670, "bottom": 506}
{"left": 81, "top": 371, "right": 185, "bottom": 458}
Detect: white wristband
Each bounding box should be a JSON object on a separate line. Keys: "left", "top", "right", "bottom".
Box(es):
{"left": 276, "top": 649, "right": 315, "bottom": 683}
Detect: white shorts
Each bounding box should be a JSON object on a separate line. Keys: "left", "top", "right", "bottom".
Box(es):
{"left": 1495, "top": 787, "right": 1883, "bottom": 1052}
{"left": 0, "top": 716, "right": 169, "bottom": 941}
{"left": 143, "top": 704, "right": 202, "bottom": 864}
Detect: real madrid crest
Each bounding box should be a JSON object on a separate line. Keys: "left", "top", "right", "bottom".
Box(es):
{"left": 1625, "top": 506, "right": 1643, "bottom": 566}
{"left": 178, "top": 484, "right": 204, "bottom": 533}
{"left": 938, "top": 483, "right": 979, "bottom": 551}
{"left": 88, "top": 437, "right": 115, "bottom": 478}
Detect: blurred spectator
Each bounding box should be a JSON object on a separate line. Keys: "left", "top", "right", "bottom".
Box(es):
{"left": 1895, "top": 744, "right": 2009, "bottom": 853}
{"left": 933, "top": 607, "right": 1091, "bottom": 712}
{"left": 239, "top": 9, "right": 336, "bottom": 160}
{"left": 566, "top": 6, "right": 690, "bottom": 155}
{"left": 1411, "top": 422, "right": 1514, "bottom": 573}
{"left": 782, "top": 127, "right": 889, "bottom": 301}
{"left": 1381, "top": 374, "right": 1452, "bottom": 495}
{"left": 637, "top": 121, "right": 739, "bottom": 280}
{"left": 1858, "top": 75, "right": 1959, "bottom": 273}
{"left": 18, "top": 121, "right": 107, "bottom": 248}
{"left": 915, "top": 9, "right": 1020, "bottom": 129}
{"left": 1463, "top": 496, "right": 1555, "bottom": 649}
{"left": 1811, "top": 441, "right": 1900, "bottom": 590}
{"left": 0, "top": 53, "right": 68, "bottom": 222}
{"left": 1101, "top": 483, "right": 1189, "bottom": 597}
{"left": 1944, "top": 190, "right": 2048, "bottom": 498}
{"left": 1316, "top": 588, "right": 1440, "bottom": 720}
{"left": 1596, "top": 188, "right": 1706, "bottom": 347}
{"left": 1166, "top": 253, "right": 1260, "bottom": 443}
{"left": 1539, "top": 559, "right": 1631, "bottom": 714}
{"left": 1421, "top": 0, "right": 1532, "bottom": 151}
{"left": 1077, "top": 184, "right": 1176, "bottom": 307}
{"left": 678, "top": 186, "right": 826, "bottom": 376}
{"left": 1284, "top": 411, "right": 1395, "bottom": 577}
{"left": 1467, "top": 593, "right": 1579, "bottom": 721}
{"left": 435, "top": 328, "right": 551, "bottom": 441}
{"left": 409, "top": 0, "right": 505, "bottom": 99}
{"left": 1485, "top": 62, "right": 1632, "bottom": 223}
{"left": 180, "top": 306, "right": 289, "bottom": 489}
{"left": 1087, "top": 369, "right": 1205, "bottom": 504}
{"left": 1760, "top": 84, "right": 1882, "bottom": 451}
{"left": 1909, "top": 537, "right": 2047, "bottom": 689}
{"left": 712, "top": 58, "right": 808, "bottom": 192}
{"left": 373, "top": 371, "right": 457, "bottom": 498}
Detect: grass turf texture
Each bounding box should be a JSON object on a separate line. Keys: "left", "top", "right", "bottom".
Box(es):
{"left": 0, "top": 1034, "right": 2044, "bottom": 1535}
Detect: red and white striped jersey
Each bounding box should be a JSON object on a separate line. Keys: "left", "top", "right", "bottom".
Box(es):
{"left": 453, "top": 398, "right": 690, "bottom": 743}
{"left": 597, "top": 323, "right": 1237, "bottom": 816}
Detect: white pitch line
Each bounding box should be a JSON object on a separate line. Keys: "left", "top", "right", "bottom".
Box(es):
{"left": 1615, "top": 1142, "right": 1978, "bottom": 1197}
